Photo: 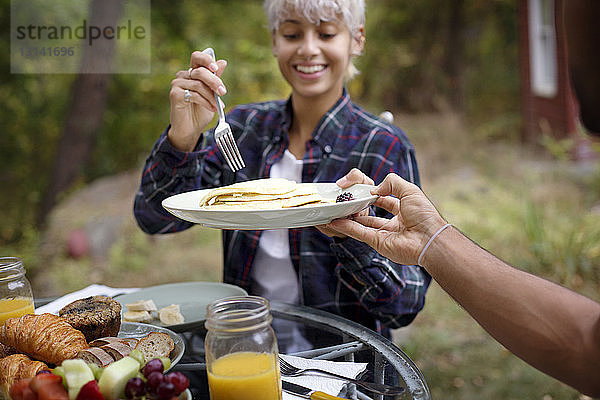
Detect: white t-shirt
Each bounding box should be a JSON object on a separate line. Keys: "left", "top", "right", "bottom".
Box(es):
{"left": 251, "top": 150, "right": 302, "bottom": 304}
{"left": 251, "top": 150, "right": 314, "bottom": 352}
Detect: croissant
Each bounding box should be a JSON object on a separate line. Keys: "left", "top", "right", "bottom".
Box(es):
{"left": 0, "top": 353, "right": 48, "bottom": 400}
{"left": 0, "top": 313, "right": 89, "bottom": 365}
{"left": 0, "top": 342, "right": 17, "bottom": 359}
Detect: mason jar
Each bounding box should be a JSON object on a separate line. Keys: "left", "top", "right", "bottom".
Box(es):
{"left": 205, "top": 295, "right": 281, "bottom": 400}
{"left": 0, "top": 257, "right": 35, "bottom": 325}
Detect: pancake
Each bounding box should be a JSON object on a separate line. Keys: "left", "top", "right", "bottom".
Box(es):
{"left": 214, "top": 184, "right": 319, "bottom": 203}
{"left": 199, "top": 178, "right": 297, "bottom": 206}
{"left": 200, "top": 179, "right": 331, "bottom": 210}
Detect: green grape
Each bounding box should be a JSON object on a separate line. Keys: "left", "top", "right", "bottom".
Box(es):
{"left": 129, "top": 349, "right": 146, "bottom": 367}
{"left": 159, "top": 357, "right": 172, "bottom": 371}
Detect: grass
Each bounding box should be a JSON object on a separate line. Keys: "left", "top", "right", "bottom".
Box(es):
{"left": 396, "top": 113, "right": 599, "bottom": 399}
{"left": 32, "top": 112, "right": 599, "bottom": 399}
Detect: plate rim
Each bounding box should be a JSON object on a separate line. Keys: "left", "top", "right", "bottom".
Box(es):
{"left": 162, "top": 182, "right": 376, "bottom": 212}
{"left": 118, "top": 321, "right": 185, "bottom": 369}
{"left": 161, "top": 182, "right": 377, "bottom": 230}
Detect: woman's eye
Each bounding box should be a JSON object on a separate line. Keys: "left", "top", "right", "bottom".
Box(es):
{"left": 320, "top": 33, "right": 335, "bottom": 39}
{"left": 283, "top": 34, "right": 300, "bottom": 40}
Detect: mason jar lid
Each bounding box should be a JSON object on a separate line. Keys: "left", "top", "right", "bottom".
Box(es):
{"left": 205, "top": 295, "right": 273, "bottom": 332}
{"left": 0, "top": 257, "right": 26, "bottom": 281}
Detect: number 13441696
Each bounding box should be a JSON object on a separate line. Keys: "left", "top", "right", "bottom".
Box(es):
{"left": 19, "top": 46, "right": 76, "bottom": 58}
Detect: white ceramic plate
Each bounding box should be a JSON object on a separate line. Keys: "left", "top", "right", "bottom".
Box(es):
{"left": 115, "top": 282, "right": 247, "bottom": 333}
{"left": 118, "top": 322, "right": 184, "bottom": 369}
{"left": 161, "top": 183, "right": 378, "bottom": 230}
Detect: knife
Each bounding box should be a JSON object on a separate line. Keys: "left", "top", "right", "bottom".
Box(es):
{"left": 282, "top": 380, "right": 346, "bottom": 400}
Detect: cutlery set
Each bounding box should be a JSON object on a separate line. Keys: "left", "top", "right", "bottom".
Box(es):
{"left": 279, "top": 356, "right": 405, "bottom": 398}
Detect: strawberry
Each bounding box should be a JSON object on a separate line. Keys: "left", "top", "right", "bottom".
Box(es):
{"left": 29, "top": 374, "right": 63, "bottom": 392}
{"left": 22, "top": 386, "right": 37, "bottom": 400}
{"left": 29, "top": 374, "right": 69, "bottom": 400}
{"left": 75, "top": 380, "right": 104, "bottom": 400}
{"left": 9, "top": 378, "right": 33, "bottom": 400}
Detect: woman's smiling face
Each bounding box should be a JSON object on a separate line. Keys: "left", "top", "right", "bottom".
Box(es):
{"left": 272, "top": 14, "right": 364, "bottom": 101}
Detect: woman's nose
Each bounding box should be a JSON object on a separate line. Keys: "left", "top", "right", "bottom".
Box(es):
{"left": 297, "top": 32, "right": 319, "bottom": 57}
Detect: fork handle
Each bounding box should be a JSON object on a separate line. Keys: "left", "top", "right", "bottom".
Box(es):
{"left": 203, "top": 47, "right": 226, "bottom": 122}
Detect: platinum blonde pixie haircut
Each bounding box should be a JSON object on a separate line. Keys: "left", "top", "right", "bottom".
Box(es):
{"left": 264, "top": 0, "right": 366, "bottom": 81}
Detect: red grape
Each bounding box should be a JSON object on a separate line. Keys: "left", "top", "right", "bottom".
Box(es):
{"left": 156, "top": 382, "right": 176, "bottom": 400}
{"left": 143, "top": 358, "right": 165, "bottom": 378}
{"left": 36, "top": 370, "right": 52, "bottom": 375}
{"left": 125, "top": 377, "right": 146, "bottom": 399}
{"left": 165, "top": 372, "right": 189, "bottom": 394}
{"left": 146, "top": 371, "right": 165, "bottom": 394}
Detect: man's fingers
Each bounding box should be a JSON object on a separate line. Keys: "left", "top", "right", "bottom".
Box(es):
{"left": 351, "top": 215, "right": 392, "bottom": 230}
{"left": 373, "top": 173, "right": 416, "bottom": 198}
{"left": 372, "top": 195, "right": 401, "bottom": 215}
{"left": 327, "top": 218, "right": 381, "bottom": 249}
{"left": 336, "top": 168, "right": 374, "bottom": 188}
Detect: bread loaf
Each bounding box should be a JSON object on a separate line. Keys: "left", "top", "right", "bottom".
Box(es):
{"left": 89, "top": 337, "right": 138, "bottom": 348}
{"left": 76, "top": 347, "right": 114, "bottom": 368}
{"left": 77, "top": 336, "right": 138, "bottom": 367}
{"left": 101, "top": 342, "right": 132, "bottom": 361}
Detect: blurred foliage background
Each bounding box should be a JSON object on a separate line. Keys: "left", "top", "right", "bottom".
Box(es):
{"left": 2, "top": 1, "right": 600, "bottom": 398}
{"left": 1, "top": 0, "right": 519, "bottom": 249}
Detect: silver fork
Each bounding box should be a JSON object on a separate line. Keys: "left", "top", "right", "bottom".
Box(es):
{"left": 279, "top": 356, "right": 405, "bottom": 396}
{"left": 205, "top": 47, "right": 245, "bottom": 171}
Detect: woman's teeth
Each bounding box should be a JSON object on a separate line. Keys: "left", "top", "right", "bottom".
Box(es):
{"left": 296, "top": 65, "right": 325, "bottom": 73}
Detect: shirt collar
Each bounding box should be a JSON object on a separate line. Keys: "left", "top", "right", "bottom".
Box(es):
{"left": 281, "top": 88, "right": 353, "bottom": 148}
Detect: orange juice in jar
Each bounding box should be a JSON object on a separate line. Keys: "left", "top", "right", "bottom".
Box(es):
{"left": 0, "top": 257, "right": 34, "bottom": 325}
{"left": 205, "top": 296, "right": 282, "bottom": 400}
{"left": 207, "top": 352, "right": 281, "bottom": 400}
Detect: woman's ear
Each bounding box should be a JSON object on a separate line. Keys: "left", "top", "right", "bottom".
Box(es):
{"left": 352, "top": 25, "right": 365, "bottom": 56}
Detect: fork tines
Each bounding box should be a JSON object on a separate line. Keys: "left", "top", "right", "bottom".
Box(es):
{"left": 215, "top": 124, "right": 245, "bottom": 171}
{"left": 205, "top": 47, "right": 245, "bottom": 172}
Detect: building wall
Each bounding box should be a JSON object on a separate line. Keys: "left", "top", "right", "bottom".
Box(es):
{"left": 518, "top": 0, "right": 578, "bottom": 142}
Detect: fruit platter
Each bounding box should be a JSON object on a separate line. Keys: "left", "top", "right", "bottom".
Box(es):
{"left": 0, "top": 295, "right": 190, "bottom": 400}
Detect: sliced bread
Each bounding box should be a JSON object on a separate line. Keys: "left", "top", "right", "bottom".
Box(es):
{"left": 77, "top": 346, "right": 114, "bottom": 367}
{"left": 134, "top": 332, "right": 174, "bottom": 360}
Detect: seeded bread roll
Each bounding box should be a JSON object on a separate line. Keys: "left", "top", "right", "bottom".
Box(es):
{"left": 59, "top": 295, "right": 122, "bottom": 342}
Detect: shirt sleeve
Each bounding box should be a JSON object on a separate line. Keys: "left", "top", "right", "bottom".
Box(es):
{"left": 133, "top": 126, "right": 223, "bottom": 234}
{"left": 330, "top": 237, "right": 430, "bottom": 328}
{"left": 329, "top": 128, "right": 430, "bottom": 329}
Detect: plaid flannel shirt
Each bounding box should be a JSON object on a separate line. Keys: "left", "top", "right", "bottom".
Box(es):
{"left": 134, "top": 89, "right": 431, "bottom": 336}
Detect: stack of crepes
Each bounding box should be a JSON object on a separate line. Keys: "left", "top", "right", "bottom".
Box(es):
{"left": 199, "top": 178, "right": 332, "bottom": 210}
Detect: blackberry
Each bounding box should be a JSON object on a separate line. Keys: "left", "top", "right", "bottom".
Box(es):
{"left": 336, "top": 192, "right": 354, "bottom": 202}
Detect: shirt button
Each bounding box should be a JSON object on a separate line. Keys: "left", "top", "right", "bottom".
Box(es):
{"left": 324, "top": 145, "right": 332, "bottom": 154}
